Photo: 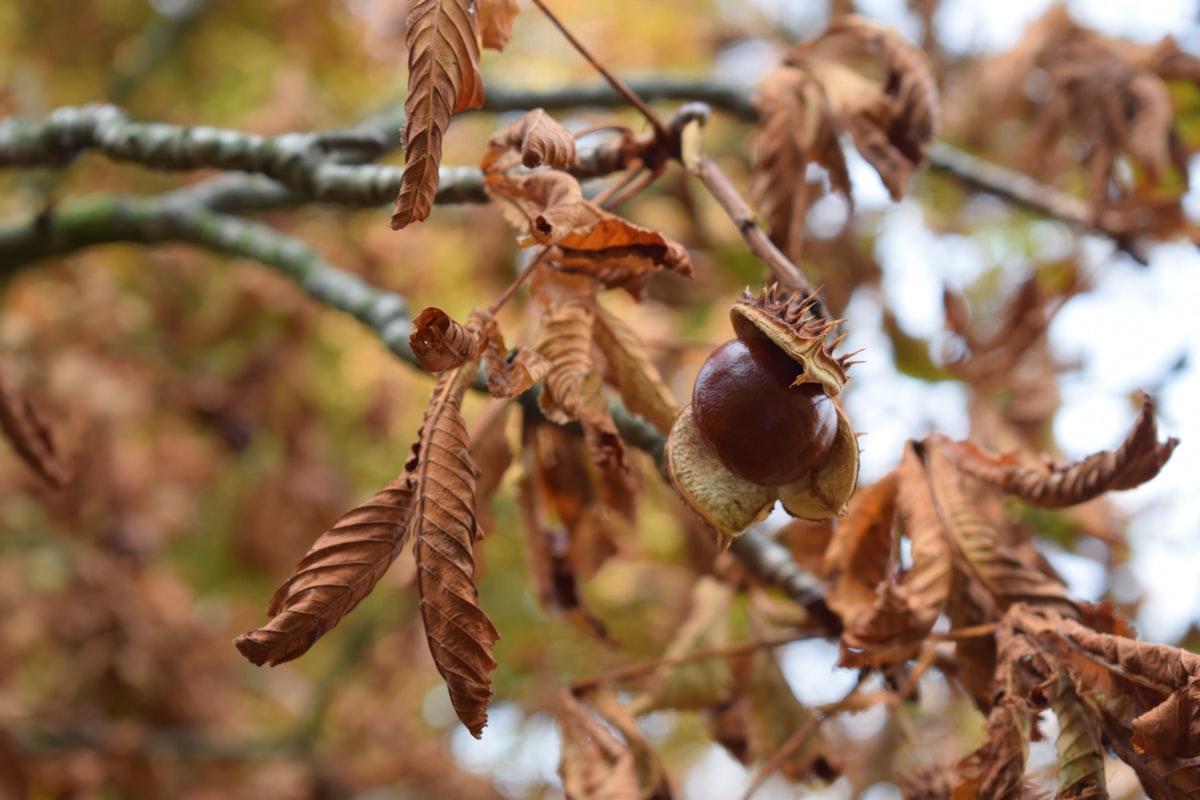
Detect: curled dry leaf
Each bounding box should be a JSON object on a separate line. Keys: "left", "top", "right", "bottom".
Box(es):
{"left": 1048, "top": 671, "right": 1108, "bottom": 799}
{"left": 822, "top": 471, "right": 897, "bottom": 627}
{"left": 478, "top": 0, "right": 519, "bottom": 51}
{"left": 0, "top": 368, "right": 68, "bottom": 487}
{"left": 410, "top": 306, "right": 487, "bottom": 373}
{"left": 592, "top": 305, "right": 678, "bottom": 437}
{"left": 517, "top": 416, "right": 613, "bottom": 643}
{"left": 554, "top": 200, "right": 694, "bottom": 293}
{"left": 482, "top": 335, "right": 550, "bottom": 399}
{"left": 481, "top": 108, "right": 576, "bottom": 172}
{"left": 938, "top": 394, "right": 1178, "bottom": 508}
{"left": 953, "top": 696, "right": 1032, "bottom": 800}
{"left": 486, "top": 171, "right": 585, "bottom": 246}
{"left": 234, "top": 478, "right": 416, "bottom": 666}
{"left": 391, "top": 0, "right": 484, "bottom": 229}
{"left": 412, "top": 362, "right": 499, "bottom": 737}
{"left": 751, "top": 62, "right": 849, "bottom": 259}
{"left": 753, "top": 13, "right": 938, "bottom": 247}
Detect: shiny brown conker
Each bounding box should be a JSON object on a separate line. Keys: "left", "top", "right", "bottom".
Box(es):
{"left": 691, "top": 336, "right": 838, "bottom": 486}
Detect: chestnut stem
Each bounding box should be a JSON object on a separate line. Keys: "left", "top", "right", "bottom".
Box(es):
{"left": 691, "top": 155, "right": 829, "bottom": 320}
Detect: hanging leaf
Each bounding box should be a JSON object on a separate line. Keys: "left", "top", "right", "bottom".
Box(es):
{"left": 391, "top": 0, "right": 485, "bottom": 229}
{"left": 521, "top": 410, "right": 621, "bottom": 581}
{"left": 895, "top": 444, "right": 954, "bottom": 629}
{"left": 822, "top": 471, "right": 898, "bottom": 627}
{"left": 937, "top": 394, "right": 1178, "bottom": 508}
{"left": 750, "top": 65, "right": 849, "bottom": 259}
{"left": 410, "top": 307, "right": 488, "bottom": 373}
{"left": 534, "top": 284, "right": 599, "bottom": 425}
{"left": 234, "top": 478, "right": 416, "bottom": 666}
{"left": 482, "top": 328, "right": 551, "bottom": 399}
{"left": 479, "top": 0, "right": 519, "bottom": 51}
{"left": 481, "top": 108, "right": 576, "bottom": 172}
{"left": 0, "top": 368, "right": 68, "bottom": 487}
{"left": 1049, "top": 671, "right": 1108, "bottom": 799}
{"left": 781, "top": 15, "right": 939, "bottom": 202}
{"left": 412, "top": 363, "right": 499, "bottom": 737}
{"left": 953, "top": 697, "right": 1032, "bottom": 800}
{"left": 592, "top": 305, "right": 678, "bottom": 436}
{"left": 517, "top": 429, "right": 613, "bottom": 643}
{"left": 470, "top": 399, "right": 512, "bottom": 534}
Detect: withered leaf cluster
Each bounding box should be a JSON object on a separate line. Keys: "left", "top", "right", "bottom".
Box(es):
{"left": 241, "top": 104, "right": 695, "bottom": 737}
{"left": 751, "top": 15, "right": 939, "bottom": 259}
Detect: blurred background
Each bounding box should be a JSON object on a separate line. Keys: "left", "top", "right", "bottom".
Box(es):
{"left": 1, "top": 0, "right": 1198, "bottom": 797}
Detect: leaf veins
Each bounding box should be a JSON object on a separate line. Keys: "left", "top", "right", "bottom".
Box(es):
{"left": 412, "top": 362, "right": 499, "bottom": 737}
{"left": 234, "top": 478, "right": 416, "bottom": 666}
{"left": 391, "top": 0, "right": 485, "bottom": 230}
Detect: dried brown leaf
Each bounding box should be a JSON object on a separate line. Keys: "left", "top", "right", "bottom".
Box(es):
{"left": 412, "top": 363, "right": 499, "bottom": 737}
{"left": 517, "top": 423, "right": 612, "bottom": 643}
{"left": 1129, "top": 676, "right": 1200, "bottom": 797}
{"left": 939, "top": 394, "right": 1178, "bottom": 508}
{"left": 1049, "top": 671, "right": 1108, "bottom": 799}
{"left": 927, "top": 444, "right": 1076, "bottom": 614}
{"left": 0, "top": 368, "right": 68, "bottom": 487}
{"left": 1014, "top": 607, "right": 1200, "bottom": 799}
{"left": 790, "top": 15, "right": 938, "bottom": 201}
{"left": 481, "top": 321, "right": 550, "bottom": 399}
{"left": 234, "top": 478, "right": 416, "bottom": 666}
{"left": 470, "top": 399, "right": 512, "bottom": 534}
{"left": 558, "top": 690, "right": 641, "bottom": 800}
{"left": 391, "top": 0, "right": 484, "bottom": 229}
{"left": 487, "top": 172, "right": 585, "bottom": 246}
{"left": 592, "top": 305, "right": 678, "bottom": 436}
{"left": 953, "top": 697, "right": 1031, "bottom": 800}
{"left": 535, "top": 289, "right": 598, "bottom": 425}
{"left": 478, "top": 0, "right": 518, "bottom": 51}
{"left": 552, "top": 201, "right": 693, "bottom": 298}
{"left": 823, "top": 470, "right": 898, "bottom": 627}
{"left": 750, "top": 65, "right": 848, "bottom": 259}
{"left": 410, "top": 306, "right": 487, "bottom": 373}
{"left": 481, "top": 108, "right": 576, "bottom": 172}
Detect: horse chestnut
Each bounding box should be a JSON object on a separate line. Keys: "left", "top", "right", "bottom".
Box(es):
{"left": 691, "top": 336, "right": 838, "bottom": 486}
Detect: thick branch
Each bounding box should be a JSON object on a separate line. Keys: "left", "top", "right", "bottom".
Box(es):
{"left": 0, "top": 192, "right": 416, "bottom": 361}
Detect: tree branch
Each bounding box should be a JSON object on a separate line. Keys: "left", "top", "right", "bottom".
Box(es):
{"left": 0, "top": 192, "right": 416, "bottom": 361}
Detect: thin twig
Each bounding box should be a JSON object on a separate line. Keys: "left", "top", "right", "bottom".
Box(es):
{"left": 487, "top": 247, "right": 550, "bottom": 315}
{"left": 738, "top": 716, "right": 824, "bottom": 799}
{"left": 691, "top": 155, "right": 817, "bottom": 301}
{"left": 528, "top": 0, "right": 667, "bottom": 140}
